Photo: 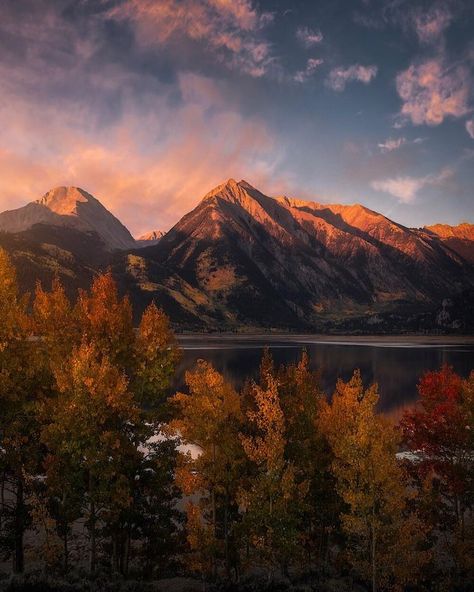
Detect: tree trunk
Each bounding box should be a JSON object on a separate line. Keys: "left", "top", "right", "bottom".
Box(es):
{"left": 13, "top": 477, "right": 24, "bottom": 574}
{"left": 371, "top": 520, "right": 377, "bottom": 592}
{"left": 89, "top": 500, "right": 97, "bottom": 574}
{"left": 124, "top": 523, "right": 131, "bottom": 577}
{"left": 63, "top": 529, "right": 69, "bottom": 573}
{"left": 112, "top": 529, "right": 119, "bottom": 574}
{"left": 211, "top": 443, "right": 217, "bottom": 579}
{"left": 224, "top": 486, "right": 230, "bottom": 581}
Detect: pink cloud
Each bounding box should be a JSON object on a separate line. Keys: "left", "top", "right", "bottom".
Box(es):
{"left": 294, "top": 58, "right": 324, "bottom": 83}
{"left": 326, "top": 64, "right": 377, "bottom": 91}
{"left": 396, "top": 59, "right": 471, "bottom": 126}
{"left": 296, "top": 26, "right": 323, "bottom": 48}
{"left": 466, "top": 119, "right": 474, "bottom": 139}
{"left": 414, "top": 5, "right": 452, "bottom": 44}
{"left": 378, "top": 137, "right": 406, "bottom": 153}
{"left": 108, "top": 0, "right": 275, "bottom": 77}
{"left": 371, "top": 167, "right": 454, "bottom": 203}
{"left": 0, "top": 71, "right": 286, "bottom": 236}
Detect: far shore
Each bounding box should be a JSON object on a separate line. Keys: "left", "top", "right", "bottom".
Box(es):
{"left": 176, "top": 333, "right": 474, "bottom": 345}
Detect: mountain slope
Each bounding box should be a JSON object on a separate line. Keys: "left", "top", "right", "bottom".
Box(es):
{"left": 121, "top": 179, "right": 474, "bottom": 331}
{"left": 136, "top": 230, "right": 165, "bottom": 248}
{"left": 1, "top": 180, "right": 473, "bottom": 332}
{"left": 423, "top": 223, "right": 474, "bottom": 264}
{"left": 0, "top": 186, "right": 136, "bottom": 250}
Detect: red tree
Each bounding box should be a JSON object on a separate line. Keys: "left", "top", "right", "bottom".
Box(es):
{"left": 400, "top": 365, "right": 473, "bottom": 578}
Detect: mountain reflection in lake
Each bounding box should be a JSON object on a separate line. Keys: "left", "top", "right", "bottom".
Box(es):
{"left": 174, "top": 336, "right": 474, "bottom": 415}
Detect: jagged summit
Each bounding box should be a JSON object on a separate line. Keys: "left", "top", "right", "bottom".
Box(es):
{"left": 135, "top": 229, "right": 165, "bottom": 248}
{"left": 202, "top": 178, "right": 258, "bottom": 204}
{"left": 0, "top": 186, "right": 136, "bottom": 250}
{"left": 138, "top": 230, "right": 165, "bottom": 242}
{"left": 425, "top": 222, "right": 474, "bottom": 240}
{"left": 36, "top": 186, "right": 95, "bottom": 214}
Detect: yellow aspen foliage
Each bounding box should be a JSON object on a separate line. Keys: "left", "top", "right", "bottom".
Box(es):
{"left": 184, "top": 501, "right": 216, "bottom": 578}
{"left": 76, "top": 271, "right": 135, "bottom": 370}
{"left": 171, "top": 360, "right": 243, "bottom": 577}
{"left": 33, "top": 277, "right": 79, "bottom": 368}
{"left": 239, "top": 370, "right": 308, "bottom": 578}
{"left": 319, "top": 370, "right": 430, "bottom": 592}
{"left": 134, "top": 301, "right": 181, "bottom": 407}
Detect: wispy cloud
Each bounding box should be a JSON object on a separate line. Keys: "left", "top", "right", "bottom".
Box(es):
{"left": 413, "top": 4, "right": 452, "bottom": 45}
{"left": 108, "top": 0, "right": 275, "bottom": 78}
{"left": 378, "top": 136, "right": 426, "bottom": 153}
{"left": 466, "top": 119, "right": 474, "bottom": 139}
{"left": 326, "top": 64, "right": 377, "bottom": 91}
{"left": 294, "top": 58, "right": 324, "bottom": 83}
{"left": 378, "top": 137, "right": 406, "bottom": 153}
{"left": 396, "top": 58, "right": 471, "bottom": 126}
{"left": 0, "top": 0, "right": 285, "bottom": 236}
{"left": 371, "top": 167, "right": 454, "bottom": 203}
{"left": 296, "top": 26, "right": 323, "bottom": 48}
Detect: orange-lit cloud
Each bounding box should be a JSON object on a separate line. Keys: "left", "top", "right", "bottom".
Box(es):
{"left": 108, "top": 0, "right": 275, "bottom": 78}
{"left": 0, "top": 71, "right": 285, "bottom": 236}
{"left": 396, "top": 59, "right": 471, "bottom": 126}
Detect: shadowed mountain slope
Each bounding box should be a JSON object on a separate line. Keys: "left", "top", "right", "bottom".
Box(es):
{"left": 1, "top": 180, "right": 473, "bottom": 332}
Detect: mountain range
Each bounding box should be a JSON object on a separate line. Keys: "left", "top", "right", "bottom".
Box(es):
{"left": 0, "top": 180, "right": 473, "bottom": 333}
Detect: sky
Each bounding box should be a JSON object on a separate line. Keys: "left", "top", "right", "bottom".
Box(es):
{"left": 0, "top": 0, "right": 473, "bottom": 236}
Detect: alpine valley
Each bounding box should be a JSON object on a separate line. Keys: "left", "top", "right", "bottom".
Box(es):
{"left": 1, "top": 180, "right": 473, "bottom": 333}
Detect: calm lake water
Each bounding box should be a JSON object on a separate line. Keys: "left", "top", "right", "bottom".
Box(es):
{"left": 175, "top": 336, "right": 474, "bottom": 416}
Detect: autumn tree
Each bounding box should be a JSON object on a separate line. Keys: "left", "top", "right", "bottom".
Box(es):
{"left": 276, "top": 350, "right": 338, "bottom": 566}
{"left": 400, "top": 365, "right": 474, "bottom": 584}
{"left": 76, "top": 271, "right": 135, "bottom": 371}
{"left": 42, "top": 341, "right": 140, "bottom": 573}
{"left": 171, "top": 360, "right": 244, "bottom": 581}
{"left": 0, "top": 248, "right": 43, "bottom": 573}
{"left": 319, "top": 370, "right": 429, "bottom": 592}
{"left": 35, "top": 272, "right": 181, "bottom": 574}
{"left": 239, "top": 363, "right": 308, "bottom": 582}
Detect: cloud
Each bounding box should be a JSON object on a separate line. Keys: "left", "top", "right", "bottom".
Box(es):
{"left": 377, "top": 136, "right": 427, "bottom": 153}
{"left": 371, "top": 167, "right": 454, "bottom": 203}
{"left": 326, "top": 64, "right": 377, "bottom": 91}
{"left": 396, "top": 59, "right": 471, "bottom": 126}
{"left": 466, "top": 119, "right": 474, "bottom": 139}
{"left": 378, "top": 137, "right": 406, "bottom": 153}
{"left": 296, "top": 26, "right": 323, "bottom": 48}
{"left": 0, "top": 1, "right": 286, "bottom": 235}
{"left": 108, "top": 0, "right": 275, "bottom": 77}
{"left": 294, "top": 58, "right": 324, "bottom": 83}
{"left": 0, "top": 71, "right": 286, "bottom": 235}
{"left": 413, "top": 5, "right": 452, "bottom": 44}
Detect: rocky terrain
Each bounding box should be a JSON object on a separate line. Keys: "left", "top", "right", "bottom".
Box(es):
{"left": 1, "top": 180, "right": 473, "bottom": 332}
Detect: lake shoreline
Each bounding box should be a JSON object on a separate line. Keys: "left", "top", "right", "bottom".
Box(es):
{"left": 176, "top": 333, "right": 474, "bottom": 345}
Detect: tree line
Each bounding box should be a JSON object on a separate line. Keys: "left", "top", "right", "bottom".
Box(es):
{"left": 0, "top": 248, "right": 472, "bottom": 592}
